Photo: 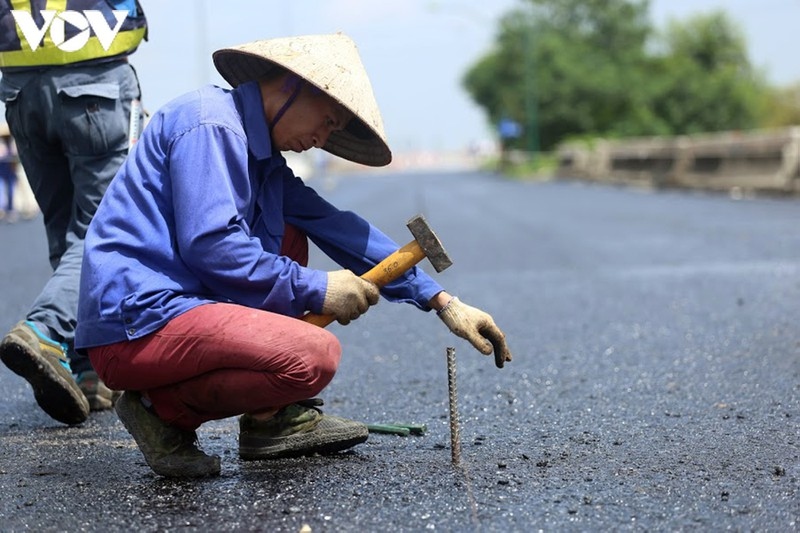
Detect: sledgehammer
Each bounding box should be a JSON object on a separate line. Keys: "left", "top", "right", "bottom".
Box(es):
{"left": 301, "top": 214, "right": 453, "bottom": 328}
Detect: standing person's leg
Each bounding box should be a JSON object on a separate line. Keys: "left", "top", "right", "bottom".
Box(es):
{"left": 42, "top": 62, "right": 142, "bottom": 411}
{"left": 0, "top": 69, "right": 90, "bottom": 424}
{"left": 0, "top": 62, "right": 142, "bottom": 423}
{"left": 40, "top": 62, "right": 141, "bottom": 375}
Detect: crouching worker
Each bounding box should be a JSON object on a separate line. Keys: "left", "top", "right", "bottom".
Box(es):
{"left": 76, "top": 33, "right": 513, "bottom": 478}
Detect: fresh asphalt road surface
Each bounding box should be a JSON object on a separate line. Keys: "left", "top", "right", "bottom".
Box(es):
{"left": 1, "top": 171, "right": 798, "bottom": 532}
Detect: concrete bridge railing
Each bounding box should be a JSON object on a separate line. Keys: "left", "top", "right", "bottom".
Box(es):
{"left": 556, "top": 126, "right": 800, "bottom": 195}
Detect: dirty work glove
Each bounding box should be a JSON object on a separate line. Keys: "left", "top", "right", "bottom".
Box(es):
{"left": 322, "top": 270, "right": 380, "bottom": 325}
{"left": 438, "top": 297, "right": 513, "bottom": 368}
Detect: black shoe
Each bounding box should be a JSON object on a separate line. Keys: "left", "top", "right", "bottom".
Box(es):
{"left": 115, "top": 391, "right": 220, "bottom": 478}
{"left": 239, "top": 399, "right": 369, "bottom": 460}
{"left": 0, "top": 321, "right": 89, "bottom": 425}
{"left": 75, "top": 370, "right": 121, "bottom": 411}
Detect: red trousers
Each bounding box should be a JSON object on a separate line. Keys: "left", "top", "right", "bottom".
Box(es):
{"left": 87, "top": 226, "right": 340, "bottom": 431}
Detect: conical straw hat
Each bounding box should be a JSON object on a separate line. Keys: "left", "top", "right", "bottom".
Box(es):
{"left": 212, "top": 33, "right": 391, "bottom": 167}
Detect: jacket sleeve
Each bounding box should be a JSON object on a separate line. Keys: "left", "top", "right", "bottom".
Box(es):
{"left": 281, "top": 170, "right": 443, "bottom": 310}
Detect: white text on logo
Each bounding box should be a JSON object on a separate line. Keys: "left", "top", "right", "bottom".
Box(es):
{"left": 11, "top": 10, "right": 128, "bottom": 52}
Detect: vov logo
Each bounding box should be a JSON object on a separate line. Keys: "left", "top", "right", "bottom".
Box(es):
{"left": 11, "top": 10, "right": 128, "bottom": 53}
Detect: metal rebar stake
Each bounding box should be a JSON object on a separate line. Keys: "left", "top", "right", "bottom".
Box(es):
{"left": 446, "top": 346, "right": 461, "bottom": 465}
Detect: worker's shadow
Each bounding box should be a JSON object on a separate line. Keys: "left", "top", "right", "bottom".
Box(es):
{"left": 235, "top": 448, "right": 373, "bottom": 483}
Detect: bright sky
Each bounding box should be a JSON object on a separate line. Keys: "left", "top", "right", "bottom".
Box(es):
{"left": 9, "top": 1, "right": 800, "bottom": 154}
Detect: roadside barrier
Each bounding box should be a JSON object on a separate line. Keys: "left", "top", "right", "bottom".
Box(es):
{"left": 557, "top": 126, "right": 800, "bottom": 195}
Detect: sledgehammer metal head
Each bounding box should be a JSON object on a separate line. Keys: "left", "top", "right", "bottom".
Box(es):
{"left": 407, "top": 214, "right": 453, "bottom": 273}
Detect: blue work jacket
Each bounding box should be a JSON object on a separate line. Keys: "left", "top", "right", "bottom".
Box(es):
{"left": 75, "top": 81, "right": 442, "bottom": 349}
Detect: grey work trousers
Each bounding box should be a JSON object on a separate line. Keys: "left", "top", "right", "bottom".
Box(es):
{"left": 0, "top": 60, "right": 141, "bottom": 372}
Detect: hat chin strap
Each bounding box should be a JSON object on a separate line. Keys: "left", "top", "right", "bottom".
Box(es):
{"left": 270, "top": 77, "right": 304, "bottom": 131}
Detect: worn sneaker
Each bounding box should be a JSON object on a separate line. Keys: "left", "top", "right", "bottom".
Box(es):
{"left": 115, "top": 391, "right": 221, "bottom": 478}
{"left": 239, "top": 398, "right": 369, "bottom": 460}
{"left": 0, "top": 321, "right": 89, "bottom": 425}
{"left": 75, "top": 370, "right": 121, "bottom": 411}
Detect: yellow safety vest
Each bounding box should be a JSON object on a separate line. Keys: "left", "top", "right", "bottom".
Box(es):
{"left": 0, "top": 0, "right": 147, "bottom": 68}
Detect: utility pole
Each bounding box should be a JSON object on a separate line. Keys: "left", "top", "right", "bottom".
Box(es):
{"left": 524, "top": 9, "right": 540, "bottom": 158}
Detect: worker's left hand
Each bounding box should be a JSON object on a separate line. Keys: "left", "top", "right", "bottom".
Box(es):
{"left": 438, "top": 297, "right": 513, "bottom": 368}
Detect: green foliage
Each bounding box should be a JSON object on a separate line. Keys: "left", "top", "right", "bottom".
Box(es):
{"left": 761, "top": 83, "right": 800, "bottom": 128}
{"left": 462, "top": 0, "right": 781, "bottom": 151}
{"left": 507, "top": 152, "right": 559, "bottom": 179}
{"left": 650, "top": 11, "right": 767, "bottom": 134}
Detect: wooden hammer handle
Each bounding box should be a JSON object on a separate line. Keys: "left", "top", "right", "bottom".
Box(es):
{"left": 300, "top": 240, "right": 426, "bottom": 328}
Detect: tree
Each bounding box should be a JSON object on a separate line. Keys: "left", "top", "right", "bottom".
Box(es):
{"left": 462, "top": 2, "right": 770, "bottom": 151}
{"left": 760, "top": 83, "right": 800, "bottom": 128}
{"left": 649, "top": 11, "right": 766, "bottom": 135}
{"left": 463, "top": 0, "right": 654, "bottom": 151}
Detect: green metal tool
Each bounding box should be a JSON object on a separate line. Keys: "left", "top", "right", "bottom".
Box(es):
{"left": 367, "top": 423, "right": 427, "bottom": 436}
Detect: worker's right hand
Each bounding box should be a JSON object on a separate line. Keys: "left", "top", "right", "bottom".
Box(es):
{"left": 322, "top": 270, "right": 380, "bottom": 325}
{"left": 437, "top": 297, "right": 513, "bottom": 368}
